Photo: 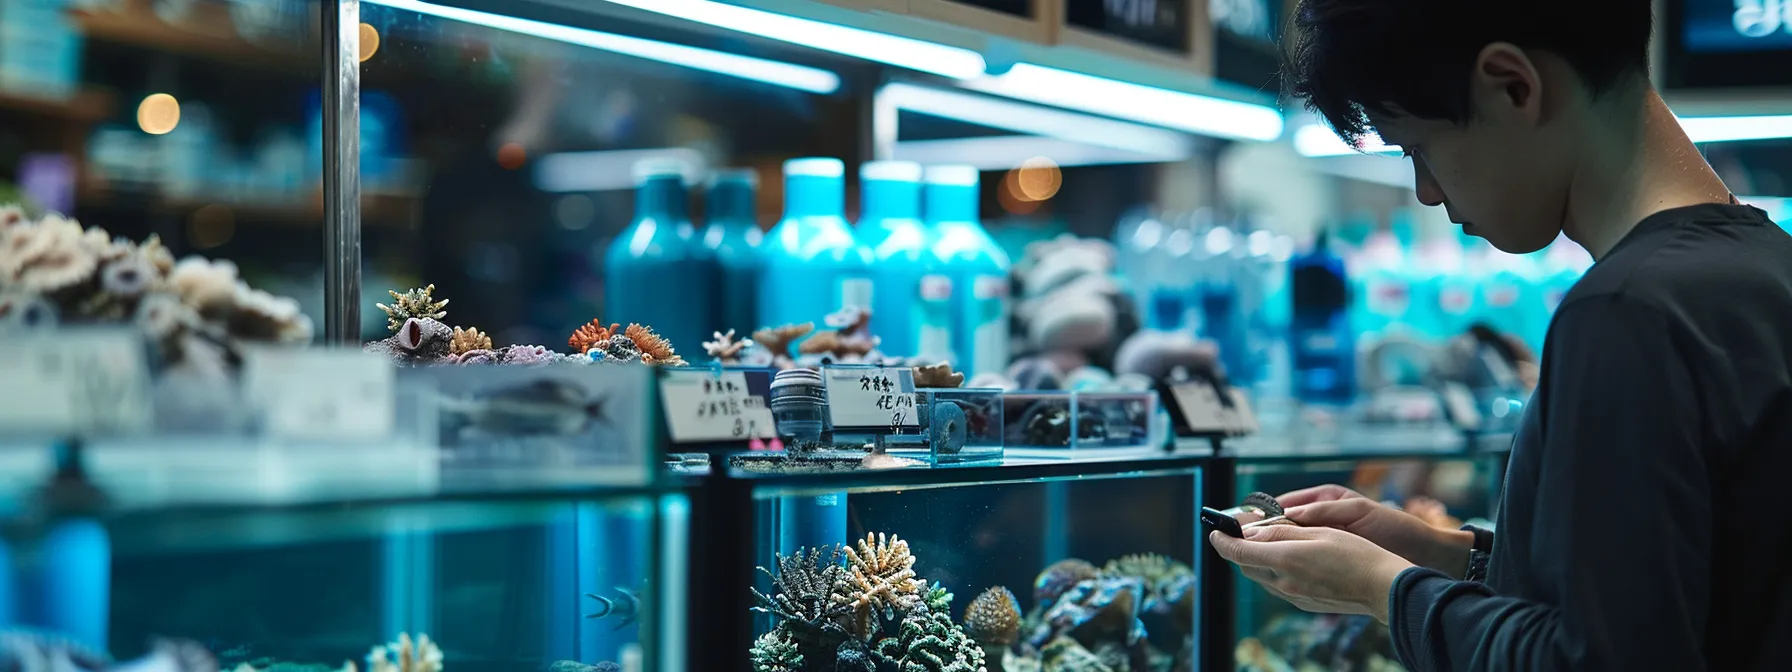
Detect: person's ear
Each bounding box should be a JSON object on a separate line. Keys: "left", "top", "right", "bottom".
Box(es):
{"left": 1471, "top": 43, "right": 1544, "bottom": 126}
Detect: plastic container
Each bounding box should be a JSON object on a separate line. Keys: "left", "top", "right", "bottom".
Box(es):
{"left": 757, "top": 158, "right": 873, "bottom": 342}
{"left": 1003, "top": 391, "right": 1075, "bottom": 449}
{"left": 1290, "top": 230, "right": 1356, "bottom": 405}
{"left": 603, "top": 160, "right": 717, "bottom": 357}
{"left": 1071, "top": 391, "right": 1158, "bottom": 449}
{"left": 700, "top": 169, "right": 764, "bottom": 336}
{"left": 924, "top": 165, "right": 1011, "bottom": 377}
{"left": 767, "top": 368, "right": 827, "bottom": 443}
{"left": 915, "top": 387, "right": 1004, "bottom": 464}
{"left": 856, "top": 161, "right": 953, "bottom": 360}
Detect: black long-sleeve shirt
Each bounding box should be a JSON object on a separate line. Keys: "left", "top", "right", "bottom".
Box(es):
{"left": 1389, "top": 203, "right": 1792, "bottom": 671}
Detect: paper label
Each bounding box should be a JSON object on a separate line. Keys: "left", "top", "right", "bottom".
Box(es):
{"left": 919, "top": 274, "right": 953, "bottom": 301}
{"left": 839, "top": 277, "right": 874, "bottom": 311}
{"left": 824, "top": 366, "right": 918, "bottom": 429}
{"left": 916, "top": 275, "right": 955, "bottom": 360}
{"left": 1439, "top": 286, "right": 1474, "bottom": 314}
{"left": 658, "top": 369, "right": 775, "bottom": 443}
{"left": 1365, "top": 278, "right": 1410, "bottom": 316}
{"left": 973, "top": 275, "right": 1008, "bottom": 300}
{"left": 0, "top": 330, "right": 152, "bottom": 434}
{"left": 242, "top": 347, "right": 395, "bottom": 440}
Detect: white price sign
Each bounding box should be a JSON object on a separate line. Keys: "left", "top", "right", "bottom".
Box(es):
{"left": 242, "top": 348, "right": 395, "bottom": 440}
{"left": 0, "top": 330, "right": 152, "bottom": 434}
{"left": 1168, "top": 382, "right": 1259, "bottom": 435}
{"left": 658, "top": 369, "right": 775, "bottom": 443}
{"left": 824, "top": 366, "right": 918, "bottom": 429}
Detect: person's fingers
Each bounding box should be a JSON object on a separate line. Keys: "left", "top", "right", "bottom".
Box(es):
{"left": 1277, "top": 484, "right": 1361, "bottom": 507}
{"left": 1241, "top": 566, "right": 1278, "bottom": 585}
{"left": 1241, "top": 523, "right": 1326, "bottom": 543}
{"left": 1210, "top": 530, "right": 1287, "bottom": 567}
{"left": 1285, "top": 497, "right": 1378, "bottom": 528}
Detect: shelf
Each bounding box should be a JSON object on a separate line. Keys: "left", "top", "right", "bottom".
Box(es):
{"left": 71, "top": 0, "right": 309, "bottom": 74}
{"left": 79, "top": 188, "right": 420, "bottom": 228}
{"left": 0, "top": 88, "right": 115, "bottom": 123}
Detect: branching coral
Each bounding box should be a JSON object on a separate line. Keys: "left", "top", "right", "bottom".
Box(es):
{"left": 752, "top": 322, "right": 814, "bottom": 360}
{"left": 451, "top": 326, "right": 493, "bottom": 355}
{"left": 914, "top": 362, "right": 966, "bottom": 388}
{"left": 569, "top": 320, "right": 620, "bottom": 354}
{"left": 626, "top": 323, "right": 687, "bottom": 366}
{"left": 749, "top": 630, "right": 805, "bottom": 672}
{"left": 377, "top": 285, "right": 449, "bottom": 333}
{"left": 704, "top": 329, "right": 752, "bottom": 363}
{"left": 872, "top": 609, "right": 988, "bottom": 672}
{"left": 753, "top": 546, "right": 851, "bottom": 640}
{"left": 836, "top": 532, "right": 928, "bottom": 639}
{"left": 366, "top": 633, "right": 442, "bottom": 672}
{"left": 925, "top": 581, "right": 955, "bottom": 614}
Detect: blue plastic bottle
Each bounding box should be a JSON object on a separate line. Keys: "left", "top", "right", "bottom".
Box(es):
{"left": 758, "top": 158, "right": 874, "bottom": 339}
{"left": 1290, "top": 230, "right": 1356, "bottom": 404}
{"left": 701, "top": 168, "right": 764, "bottom": 336}
{"left": 1197, "top": 219, "right": 1250, "bottom": 382}
{"left": 857, "top": 161, "right": 953, "bottom": 360}
{"left": 604, "top": 160, "right": 716, "bottom": 357}
{"left": 924, "top": 165, "right": 1011, "bottom": 377}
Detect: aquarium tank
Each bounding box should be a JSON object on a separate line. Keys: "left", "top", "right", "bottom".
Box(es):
{"left": 721, "top": 455, "right": 1206, "bottom": 672}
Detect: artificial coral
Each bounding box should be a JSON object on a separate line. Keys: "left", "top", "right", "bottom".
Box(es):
{"left": 377, "top": 285, "right": 449, "bottom": 332}
{"left": 0, "top": 207, "right": 311, "bottom": 378}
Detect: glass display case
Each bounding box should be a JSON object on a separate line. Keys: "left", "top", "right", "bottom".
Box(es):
{"left": 678, "top": 453, "right": 1208, "bottom": 672}
{"left": 1211, "top": 429, "right": 1512, "bottom": 672}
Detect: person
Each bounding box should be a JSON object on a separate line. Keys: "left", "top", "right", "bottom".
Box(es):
{"left": 1208, "top": 2, "right": 1792, "bottom": 670}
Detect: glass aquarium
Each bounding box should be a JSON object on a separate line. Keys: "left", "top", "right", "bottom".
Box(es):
{"left": 721, "top": 454, "right": 1206, "bottom": 672}
{"left": 1219, "top": 430, "right": 1511, "bottom": 672}
{"left": 0, "top": 440, "right": 686, "bottom": 672}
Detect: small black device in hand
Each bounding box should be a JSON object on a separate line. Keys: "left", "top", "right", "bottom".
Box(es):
{"left": 1202, "top": 492, "right": 1291, "bottom": 538}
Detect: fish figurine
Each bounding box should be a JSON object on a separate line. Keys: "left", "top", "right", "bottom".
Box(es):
{"left": 582, "top": 588, "right": 641, "bottom": 630}
{"left": 440, "top": 379, "right": 608, "bottom": 436}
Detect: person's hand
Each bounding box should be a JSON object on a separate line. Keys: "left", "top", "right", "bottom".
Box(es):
{"left": 1209, "top": 525, "right": 1413, "bottom": 623}
{"left": 1277, "top": 485, "right": 1477, "bottom": 578}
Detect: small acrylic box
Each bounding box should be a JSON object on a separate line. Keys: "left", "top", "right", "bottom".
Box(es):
{"left": 1003, "top": 391, "right": 1075, "bottom": 449}
{"left": 1071, "top": 391, "right": 1158, "bottom": 449}
{"left": 914, "top": 387, "right": 1004, "bottom": 464}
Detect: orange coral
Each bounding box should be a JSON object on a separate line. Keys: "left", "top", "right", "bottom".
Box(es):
{"left": 569, "top": 320, "right": 619, "bottom": 354}
{"left": 625, "top": 323, "right": 676, "bottom": 361}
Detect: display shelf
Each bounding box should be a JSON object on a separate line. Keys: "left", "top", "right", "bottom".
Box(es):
{"left": 76, "top": 189, "right": 420, "bottom": 228}
{"left": 0, "top": 88, "right": 115, "bottom": 123}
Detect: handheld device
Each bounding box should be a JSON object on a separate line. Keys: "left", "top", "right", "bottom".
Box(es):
{"left": 1202, "top": 491, "right": 1297, "bottom": 538}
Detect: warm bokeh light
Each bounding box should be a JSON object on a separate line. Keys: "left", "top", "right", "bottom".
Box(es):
{"left": 497, "top": 142, "right": 527, "bottom": 170}
{"left": 359, "top": 23, "right": 381, "bottom": 62}
{"left": 1013, "top": 156, "right": 1061, "bottom": 201}
{"left": 137, "top": 93, "right": 181, "bottom": 135}
{"left": 188, "top": 204, "right": 235, "bottom": 249}
{"left": 998, "top": 173, "right": 1043, "bottom": 215}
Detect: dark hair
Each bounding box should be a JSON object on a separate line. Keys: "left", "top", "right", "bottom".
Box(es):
{"left": 1285, "top": 0, "right": 1653, "bottom": 145}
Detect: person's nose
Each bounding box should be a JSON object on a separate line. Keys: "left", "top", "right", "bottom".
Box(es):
{"left": 1413, "top": 157, "right": 1446, "bottom": 207}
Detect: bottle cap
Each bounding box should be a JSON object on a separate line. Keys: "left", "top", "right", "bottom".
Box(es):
{"left": 783, "top": 157, "right": 845, "bottom": 179}
{"left": 861, "top": 160, "right": 923, "bottom": 183}
{"left": 923, "top": 164, "right": 980, "bottom": 187}
{"left": 709, "top": 167, "right": 759, "bottom": 189}
{"left": 633, "top": 157, "right": 687, "bottom": 184}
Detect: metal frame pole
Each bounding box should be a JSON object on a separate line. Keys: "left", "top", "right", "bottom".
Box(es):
{"left": 323, "top": 0, "right": 362, "bottom": 344}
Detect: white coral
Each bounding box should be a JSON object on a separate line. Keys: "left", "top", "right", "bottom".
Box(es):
{"left": 231, "top": 283, "right": 314, "bottom": 343}
{"left": 169, "top": 256, "right": 240, "bottom": 313}
{"left": 367, "top": 633, "right": 443, "bottom": 672}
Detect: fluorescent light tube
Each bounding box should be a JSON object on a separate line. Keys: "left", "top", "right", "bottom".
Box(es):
{"left": 1679, "top": 115, "right": 1792, "bottom": 143}
{"left": 877, "top": 82, "right": 1196, "bottom": 157}
{"left": 963, "top": 64, "right": 1284, "bottom": 142}
{"left": 1293, "top": 123, "right": 1396, "bottom": 158}
{"left": 891, "top": 136, "right": 1184, "bottom": 171}
{"left": 535, "top": 148, "right": 708, "bottom": 192}
{"left": 365, "top": 0, "right": 841, "bottom": 94}
{"left": 599, "top": 0, "right": 987, "bottom": 79}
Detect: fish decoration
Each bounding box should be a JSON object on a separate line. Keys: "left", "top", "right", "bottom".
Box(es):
{"left": 582, "top": 588, "right": 641, "bottom": 630}
{"left": 439, "top": 379, "right": 608, "bottom": 437}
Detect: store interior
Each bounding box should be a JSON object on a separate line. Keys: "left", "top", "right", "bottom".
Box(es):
{"left": 0, "top": 0, "right": 1788, "bottom": 671}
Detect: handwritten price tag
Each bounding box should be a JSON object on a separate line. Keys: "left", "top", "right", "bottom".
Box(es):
{"left": 0, "top": 330, "right": 152, "bottom": 434}
{"left": 659, "top": 369, "right": 774, "bottom": 443}
{"left": 824, "top": 366, "right": 918, "bottom": 429}
{"left": 242, "top": 347, "right": 396, "bottom": 440}
{"left": 1166, "top": 381, "right": 1259, "bottom": 436}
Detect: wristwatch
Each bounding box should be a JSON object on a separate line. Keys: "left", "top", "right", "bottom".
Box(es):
{"left": 1462, "top": 525, "right": 1493, "bottom": 582}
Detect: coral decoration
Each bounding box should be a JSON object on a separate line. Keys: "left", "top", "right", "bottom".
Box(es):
{"left": 964, "top": 587, "right": 1022, "bottom": 646}
{"left": 569, "top": 320, "right": 620, "bottom": 354}
{"left": 377, "top": 285, "right": 449, "bottom": 333}
{"left": 627, "top": 322, "right": 673, "bottom": 360}
{"left": 753, "top": 546, "right": 850, "bottom": 636}
{"left": 749, "top": 630, "right": 805, "bottom": 672}
{"left": 1033, "top": 558, "right": 1099, "bottom": 608}
{"left": 913, "top": 362, "right": 965, "bottom": 388}
{"left": 367, "top": 633, "right": 443, "bottom": 672}
{"left": 451, "top": 326, "right": 493, "bottom": 355}
{"left": 872, "top": 609, "right": 988, "bottom": 672}
{"left": 835, "top": 532, "right": 928, "bottom": 639}
{"left": 704, "top": 329, "right": 752, "bottom": 363}
{"left": 753, "top": 322, "right": 815, "bottom": 360}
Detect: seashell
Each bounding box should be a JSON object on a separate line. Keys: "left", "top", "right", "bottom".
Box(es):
{"left": 101, "top": 256, "right": 156, "bottom": 297}
{"left": 0, "top": 292, "right": 59, "bottom": 330}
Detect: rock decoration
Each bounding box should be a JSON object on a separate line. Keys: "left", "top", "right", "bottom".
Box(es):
{"left": 0, "top": 208, "right": 311, "bottom": 379}
{"left": 749, "top": 532, "right": 987, "bottom": 672}
{"left": 1009, "top": 553, "right": 1199, "bottom": 672}
{"left": 360, "top": 288, "right": 690, "bottom": 368}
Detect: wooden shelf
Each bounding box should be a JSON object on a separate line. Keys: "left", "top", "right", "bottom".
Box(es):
{"left": 71, "top": 0, "right": 308, "bottom": 73}
{"left": 0, "top": 88, "right": 115, "bottom": 123}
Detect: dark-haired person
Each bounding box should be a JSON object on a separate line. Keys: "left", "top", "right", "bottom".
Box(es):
{"left": 1209, "top": 2, "right": 1792, "bottom": 671}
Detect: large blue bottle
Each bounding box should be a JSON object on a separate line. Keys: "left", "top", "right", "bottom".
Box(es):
{"left": 1290, "top": 230, "right": 1356, "bottom": 404}
{"left": 604, "top": 160, "right": 716, "bottom": 357}
{"left": 701, "top": 169, "right": 764, "bottom": 336}
{"left": 856, "top": 161, "right": 953, "bottom": 360}
{"left": 924, "top": 165, "right": 1011, "bottom": 377}
{"left": 758, "top": 158, "right": 873, "bottom": 338}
